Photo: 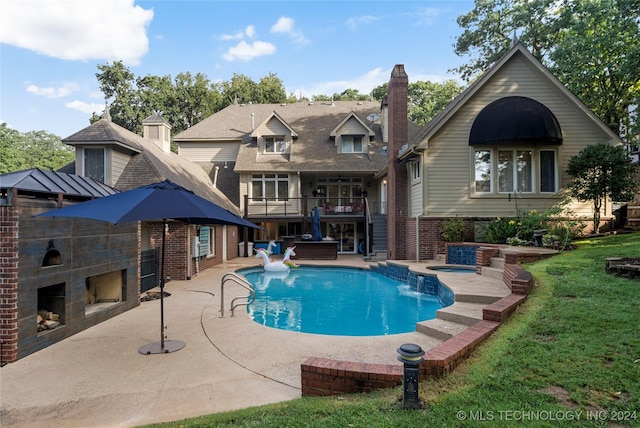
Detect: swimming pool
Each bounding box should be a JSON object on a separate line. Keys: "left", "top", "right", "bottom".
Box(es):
{"left": 238, "top": 266, "right": 451, "bottom": 336}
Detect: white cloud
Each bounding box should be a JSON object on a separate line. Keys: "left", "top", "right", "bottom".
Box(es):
{"left": 65, "top": 100, "right": 104, "bottom": 115}
{"left": 295, "top": 68, "right": 389, "bottom": 98}
{"left": 221, "top": 25, "right": 256, "bottom": 41}
{"left": 271, "top": 17, "right": 294, "bottom": 33}
{"left": 293, "top": 67, "right": 457, "bottom": 99}
{"left": 0, "top": 0, "right": 153, "bottom": 65}
{"left": 270, "top": 16, "right": 308, "bottom": 45}
{"left": 345, "top": 15, "right": 379, "bottom": 32}
{"left": 26, "top": 82, "right": 79, "bottom": 99}
{"left": 222, "top": 40, "right": 276, "bottom": 62}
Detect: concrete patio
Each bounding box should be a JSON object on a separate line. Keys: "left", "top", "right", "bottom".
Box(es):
{"left": 1, "top": 255, "right": 514, "bottom": 427}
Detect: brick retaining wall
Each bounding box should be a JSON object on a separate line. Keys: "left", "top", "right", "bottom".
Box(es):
{"left": 300, "top": 252, "right": 540, "bottom": 396}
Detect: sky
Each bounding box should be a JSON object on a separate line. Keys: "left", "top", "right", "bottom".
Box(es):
{"left": 0, "top": 0, "right": 475, "bottom": 139}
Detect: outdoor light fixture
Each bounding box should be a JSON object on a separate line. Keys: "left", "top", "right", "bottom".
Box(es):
{"left": 397, "top": 343, "right": 425, "bottom": 409}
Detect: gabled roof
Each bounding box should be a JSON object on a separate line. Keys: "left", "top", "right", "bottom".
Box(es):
{"left": 175, "top": 101, "right": 389, "bottom": 173}
{"left": 0, "top": 168, "right": 117, "bottom": 198}
{"left": 62, "top": 118, "right": 241, "bottom": 214}
{"left": 329, "top": 112, "right": 376, "bottom": 138}
{"left": 405, "top": 43, "right": 622, "bottom": 157}
{"left": 250, "top": 111, "right": 298, "bottom": 138}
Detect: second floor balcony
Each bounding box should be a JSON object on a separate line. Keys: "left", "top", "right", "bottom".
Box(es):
{"left": 243, "top": 195, "right": 384, "bottom": 219}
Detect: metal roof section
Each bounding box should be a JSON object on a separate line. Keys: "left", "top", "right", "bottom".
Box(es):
{"left": 0, "top": 168, "right": 118, "bottom": 198}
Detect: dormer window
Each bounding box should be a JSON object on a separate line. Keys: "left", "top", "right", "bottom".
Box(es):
{"left": 341, "top": 135, "right": 364, "bottom": 153}
{"left": 264, "top": 136, "right": 286, "bottom": 154}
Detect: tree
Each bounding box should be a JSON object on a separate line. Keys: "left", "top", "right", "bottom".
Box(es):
{"left": 550, "top": 0, "right": 640, "bottom": 140}
{"left": 566, "top": 144, "right": 637, "bottom": 233}
{"left": 256, "top": 73, "right": 287, "bottom": 104}
{"left": 0, "top": 123, "right": 73, "bottom": 173}
{"left": 93, "top": 65, "right": 290, "bottom": 141}
{"left": 218, "top": 73, "right": 259, "bottom": 105}
{"left": 454, "top": 0, "right": 640, "bottom": 141}
{"left": 371, "top": 80, "right": 465, "bottom": 126}
{"left": 408, "top": 80, "right": 464, "bottom": 125}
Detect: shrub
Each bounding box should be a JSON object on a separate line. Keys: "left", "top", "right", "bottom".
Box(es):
{"left": 441, "top": 217, "right": 466, "bottom": 242}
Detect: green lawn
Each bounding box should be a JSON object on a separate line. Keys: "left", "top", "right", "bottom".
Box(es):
{"left": 147, "top": 233, "right": 640, "bottom": 427}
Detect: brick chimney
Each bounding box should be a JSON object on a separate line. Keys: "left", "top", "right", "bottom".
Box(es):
{"left": 386, "top": 65, "right": 409, "bottom": 260}
{"left": 142, "top": 112, "right": 172, "bottom": 154}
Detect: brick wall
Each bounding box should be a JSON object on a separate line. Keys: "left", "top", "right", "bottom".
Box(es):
{"left": 0, "top": 204, "right": 19, "bottom": 363}
{"left": 301, "top": 252, "right": 538, "bottom": 396}
{"left": 387, "top": 65, "right": 409, "bottom": 260}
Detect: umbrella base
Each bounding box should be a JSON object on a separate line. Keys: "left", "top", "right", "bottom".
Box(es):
{"left": 139, "top": 340, "right": 186, "bottom": 355}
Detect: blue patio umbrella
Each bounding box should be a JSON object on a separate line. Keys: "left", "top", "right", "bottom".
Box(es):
{"left": 312, "top": 206, "right": 322, "bottom": 241}
{"left": 35, "top": 179, "right": 259, "bottom": 354}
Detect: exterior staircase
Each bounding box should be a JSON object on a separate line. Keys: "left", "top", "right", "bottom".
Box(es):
{"left": 365, "top": 214, "right": 387, "bottom": 261}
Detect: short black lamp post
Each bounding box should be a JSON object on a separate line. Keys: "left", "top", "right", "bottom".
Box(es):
{"left": 397, "top": 343, "right": 425, "bottom": 409}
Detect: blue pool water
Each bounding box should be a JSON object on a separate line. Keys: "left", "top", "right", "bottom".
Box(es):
{"left": 238, "top": 266, "right": 450, "bottom": 336}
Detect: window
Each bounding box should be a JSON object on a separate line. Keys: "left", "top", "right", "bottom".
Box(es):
{"left": 264, "top": 136, "right": 286, "bottom": 153}
{"left": 498, "top": 150, "right": 532, "bottom": 193}
{"left": 84, "top": 147, "right": 105, "bottom": 182}
{"left": 539, "top": 150, "right": 557, "bottom": 193}
{"left": 316, "top": 177, "right": 363, "bottom": 205}
{"left": 208, "top": 227, "right": 215, "bottom": 256}
{"left": 341, "top": 136, "right": 364, "bottom": 153}
{"left": 198, "top": 226, "right": 215, "bottom": 257}
{"left": 409, "top": 160, "right": 421, "bottom": 182}
{"left": 474, "top": 150, "right": 492, "bottom": 193}
{"left": 474, "top": 148, "right": 557, "bottom": 194}
{"left": 251, "top": 173, "right": 289, "bottom": 201}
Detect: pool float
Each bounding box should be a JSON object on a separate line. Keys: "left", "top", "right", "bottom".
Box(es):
{"left": 255, "top": 246, "right": 298, "bottom": 272}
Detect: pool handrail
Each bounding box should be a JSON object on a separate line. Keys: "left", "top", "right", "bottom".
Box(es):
{"left": 220, "top": 272, "right": 255, "bottom": 317}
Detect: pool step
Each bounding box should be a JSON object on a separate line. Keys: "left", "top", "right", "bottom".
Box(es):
{"left": 454, "top": 292, "right": 503, "bottom": 304}
{"left": 436, "top": 302, "right": 487, "bottom": 326}
{"left": 480, "top": 266, "right": 503, "bottom": 281}
{"left": 416, "top": 318, "right": 469, "bottom": 341}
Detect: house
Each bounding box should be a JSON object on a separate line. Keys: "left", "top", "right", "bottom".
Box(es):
{"left": 63, "top": 111, "right": 247, "bottom": 278}
{"left": 0, "top": 169, "right": 138, "bottom": 362}
{"left": 385, "top": 43, "right": 624, "bottom": 260}
{"left": 176, "top": 43, "right": 622, "bottom": 261}
{"left": 175, "top": 101, "right": 405, "bottom": 257}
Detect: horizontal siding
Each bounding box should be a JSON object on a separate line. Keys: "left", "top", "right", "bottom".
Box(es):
{"left": 111, "top": 150, "right": 130, "bottom": 187}
{"left": 264, "top": 117, "right": 290, "bottom": 135}
{"left": 179, "top": 142, "right": 240, "bottom": 162}
{"left": 423, "top": 53, "right": 614, "bottom": 219}
{"left": 409, "top": 180, "right": 422, "bottom": 216}
{"left": 338, "top": 118, "right": 367, "bottom": 135}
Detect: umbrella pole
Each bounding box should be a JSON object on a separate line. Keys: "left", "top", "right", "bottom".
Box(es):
{"left": 139, "top": 219, "right": 185, "bottom": 355}
{"left": 160, "top": 219, "right": 166, "bottom": 349}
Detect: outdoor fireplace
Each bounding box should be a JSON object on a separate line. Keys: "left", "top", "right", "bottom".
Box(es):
{"left": 37, "top": 283, "right": 65, "bottom": 332}
{"left": 85, "top": 270, "right": 126, "bottom": 315}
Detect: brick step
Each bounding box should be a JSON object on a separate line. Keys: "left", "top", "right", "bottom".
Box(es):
{"left": 416, "top": 318, "right": 469, "bottom": 341}
{"left": 436, "top": 301, "right": 487, "bottom": 326}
